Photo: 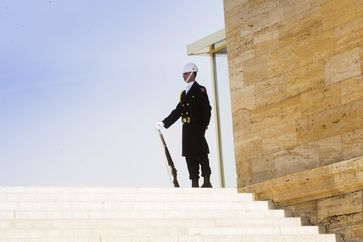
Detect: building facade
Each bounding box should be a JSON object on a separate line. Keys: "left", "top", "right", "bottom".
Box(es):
{"left": 223, "top": 0, "right": 363, "bottom": 241}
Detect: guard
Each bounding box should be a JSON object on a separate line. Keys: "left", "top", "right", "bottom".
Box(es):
{"left": 156, "top": 63, "right": 213, "bottom": 188}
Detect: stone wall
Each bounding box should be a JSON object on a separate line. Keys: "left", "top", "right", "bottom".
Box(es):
{"left": 224, "top": 0, "right": 363, "bottom": 240}
{"left": 223, "top": 0, "right": 363, "bottom": 187}
{"left": 240, "top": 156, "right": 363, "bottom": 241}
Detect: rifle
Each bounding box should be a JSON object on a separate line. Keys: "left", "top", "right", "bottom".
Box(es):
{"left": 157, "top": 129, "right": 180, "bottom": 188}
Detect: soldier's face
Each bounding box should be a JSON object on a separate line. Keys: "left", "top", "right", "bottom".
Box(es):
{"left": 183, "top": 72, "right": 195, "bottom": 83}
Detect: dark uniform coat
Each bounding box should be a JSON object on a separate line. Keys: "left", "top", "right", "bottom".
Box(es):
{"left": 163, "top": 82, "right": 212, "bottom": 156}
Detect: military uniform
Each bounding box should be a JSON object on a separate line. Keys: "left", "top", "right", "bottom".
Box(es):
{"left": 163, "top": 81, "right": 212, "bottom": 181}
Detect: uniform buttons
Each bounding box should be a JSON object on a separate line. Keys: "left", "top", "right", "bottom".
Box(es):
{"left": 186, "top": 112, "right": 189, "bottom": 115}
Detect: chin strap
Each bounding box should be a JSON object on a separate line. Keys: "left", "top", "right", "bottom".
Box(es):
{"left": 185, "top": 72, "right": 194, "bottom": 83}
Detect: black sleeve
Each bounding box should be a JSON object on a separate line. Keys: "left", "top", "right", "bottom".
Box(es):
{"left": 162, "top": 102, "right": 182, "bottom": 129}
{"left": 200, "top": 89, "right": 212, "bottom": 129}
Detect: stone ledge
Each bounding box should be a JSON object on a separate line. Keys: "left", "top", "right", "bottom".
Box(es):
{"left": 239, "top": 156, "right": 363, "bottom": 206}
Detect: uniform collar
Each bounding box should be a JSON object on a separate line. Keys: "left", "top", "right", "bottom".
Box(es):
{"left": 186, "top": 81, "right": 195, "bottom": 94}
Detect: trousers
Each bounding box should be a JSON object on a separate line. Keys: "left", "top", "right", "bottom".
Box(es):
{"left": 185, "top": 154, "right": 211, "bottom": 180}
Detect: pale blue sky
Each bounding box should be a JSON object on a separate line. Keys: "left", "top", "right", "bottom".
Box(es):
{"left": 0, "top": 0, "right": 234, "bottom": 187}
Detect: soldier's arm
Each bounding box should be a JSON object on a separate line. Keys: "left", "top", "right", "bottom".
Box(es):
{"left": 200, "top": 88, "right": 212, "bottom": 129}
{"left": 162, "top": 102, "right": 182, "bottom": 129}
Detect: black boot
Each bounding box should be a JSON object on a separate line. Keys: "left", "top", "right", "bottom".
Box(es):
{"left": 201, "top": 175, "right": 212, "bottom": 188}
{"left": 192, "top": 179, "right": 199, "bottom": 188}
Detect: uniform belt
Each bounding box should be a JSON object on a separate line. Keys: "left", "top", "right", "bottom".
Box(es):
{"left": 182, "top": 117, "right": 191, "bottom": 124}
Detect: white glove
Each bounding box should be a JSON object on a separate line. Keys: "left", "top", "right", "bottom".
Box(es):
{"left": 155, "top": 121, "right": 164, "bottom": 130}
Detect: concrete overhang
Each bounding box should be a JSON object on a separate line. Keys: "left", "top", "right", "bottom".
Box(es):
{"left": 187, "top": 29, "right": 226, "bottom": 55}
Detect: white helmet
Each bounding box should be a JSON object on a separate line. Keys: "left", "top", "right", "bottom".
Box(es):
{"left": 183, "top": 63, "right": 198, "bottom": 74}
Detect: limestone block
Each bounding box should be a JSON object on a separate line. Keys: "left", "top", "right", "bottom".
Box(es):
{"left": 340, "top": 75, "right": 363, "bottom": 104}
{"left": 239, "top": 156, "right": 363, "bottom": 206}
{"left": 295, "top": 30, "right": 335, "bottom": 68}
{"left": 232, "top": 109, "right": 251, "bottom": 140}
{"left": 324, "top": 212, "right": 363, "bottom": 230}
{"left": 281, "top": 0, "right": 314, "bottom": 20}
{"left": 239, "top": 49, "right": 255, "bottom": 62}
{"left": 333, "top": 17, "right": 363, "bottom": 53}
{"left": 343, "top": 98, "right": 363, "bottom": 132}
{"left": 248, "top": 153, "right": 276, "bottom": 184}
{"left": 234, "top": 133, "right": 262, "bottom": 159}
{"left": 278, "top": 6, "right": 322, "bottom": 47}
{"left": 229, "top": 47, "right": 244, "bottom": 63}
{"left": 239, "top": 35, "right": 254, "bottom": 55}
{"left": 231, "top": 85, "right": 255, "bottom": 111}
{"left": 318, "top": 135, "right": 343, "bottom": 166}
{"left": 253, "top": 26, "right": 280, "bottom": 55}
{"left": 272, "top": 142, "right": 320, "bottom": 178}
{"left": 285, "top": 200, "right": 319, "bottom": 225}
{"left": 331, "top": 157, "right": 363, "bottom": 195}
{"left": 250, "top": 95, "right": 302, "bottom": 131}
{"left": 242, "top": 54, "right": 268, "bottom": 86}
{"left": 328, "top": 226, "right": 352, "bottom": 242}
{"left": 240, "top": 0, "right": 284, "bottom": 37}
{"left": 254, "top": 26, "right": 279, "bottom": 45}
{"left": 351, "top": 224, "right": 363, "bottom": 242}
{"left": 317, "top": 191, "right": 363, "bottom": 223}
{"left": 226, "top": 30, "right": 241, "bottom": 51}
{"left": 321, "top": 0, "right": 362, "bottom": 31}
{"left": 229, "top": 74, "right": 245, "bottom": 92}
{"left": 277, "top": 7, "right": 335, "bottom": 67}
{"left": 311, "top": 0, "right": 331, "bottom": 6}
{"left": 224, "top": 10, "right": 242, "bottom": 37}
{"left": 296, "top": 99, "right": 363, "bottom": 144}
{"left": 235, "top": 156, "right": 252, "bottom": 187}
{"left": 267, "top": 45, "right": 300, "bottom": 78}
{"left": 254, "top": 39, "right": 280, "bottom": 58}
{"left": 301, "top": 84, "right": 342, "bottom": 116}
{"left": 261, "top": 121, "right": 297, "bottom": 152}
{"left": 223, "top": 1, "right": 234, "bottom": 16}
{"left": 226, "top": 53, "right": 242, "bottom": 80}
{"left": 229, "top": 68, "right": 245, "bottom": 92}
{"left": 324, "top": 48, "right": 361, "bottom": 86}
{"left": 342, "top": 128, "right": 363, "bottom": 160}
{"left": 285, "top": 62, "right": 325, "bottom": 97}
{"left": 255, "top": 75, "right": 287, "bottom": 107}
{"left": 226, "top": 33, "right": 244, "bottom": 57}
{"left": 329, "top": 224, "right": 363, "bottom": 242}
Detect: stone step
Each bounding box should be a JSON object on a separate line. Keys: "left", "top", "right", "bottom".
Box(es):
{"left": 0, "top": 190, "right": 252, "bottom": 203}
{"left": 0, "top": 187, "right": 238, "bottom": 193}
{"left": 0, "top": 208, "right": 289, "bottom": 219}
{"left": 0, "top": 226, "right": 320, "bottom": 237}
{"left": 0, "top": 218, "right": 302, "bottom": 229}
{"left": 1, "top": 234, "right": 337, "bottom": 242}
{"left": 0, "top": 187, "right": 335, "bottom": 241}
{"left": 0, "top": 201, "right": 270, "bottom": 210}
{"left": 0, "top": 188, "right": 240, "bottom": 197}
{"left": 0, "top": 195, "right": 251, "bottom": 203}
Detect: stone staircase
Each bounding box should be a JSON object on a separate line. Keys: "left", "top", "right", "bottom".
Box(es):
{"left": 0, "top": 187, "right": 336, "bottom": 242}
